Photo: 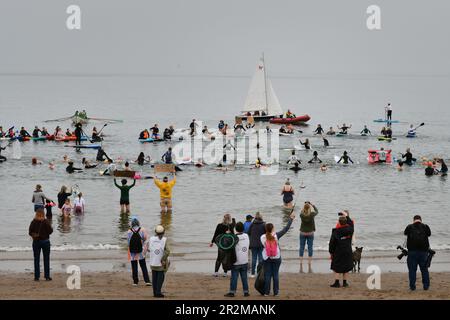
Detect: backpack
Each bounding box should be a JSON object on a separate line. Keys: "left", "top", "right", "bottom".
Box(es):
{"left": 408, "top": 224, "right": 428, "bottom": 248}
{"left": 129, "top": 228, "right": 143, "bottom": 254}
{"left": 265, "top": 238, "right": 278, "bottom": 257}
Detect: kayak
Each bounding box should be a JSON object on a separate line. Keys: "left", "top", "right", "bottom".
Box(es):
{"left": 406, "top": 133, "right": 416, "bottom": 138}
{"left": 368, "top": 149, "right": 392, "bottom": 164}
{"left": 55, "top": 136, "right": 88, "bottom": 142}
{"left": 377, "top": 136, "right": 396, "bottom": 142}
{"left": 65, "top": 144, "right": 102, "bottom": 149}
{"left": 31, "top": 136, "right": 48, "bottom": 141}
{"left": 373, "top": 119, "right": 400, "bottom": 123}
{"left": 269, "top": 114, "right": 311, "bottom": 125}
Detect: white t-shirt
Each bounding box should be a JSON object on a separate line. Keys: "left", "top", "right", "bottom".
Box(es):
{"left": 149, "top": 236, "right": 167, "bottom": 267}
{"left": 234, "top": 233, "right": 249, "bottom": 266}
{"left": 73, "top": 197, "right": 85, "bottom": 211}
{"left": 260, "top": 233, "right": 281, "bottom": 260}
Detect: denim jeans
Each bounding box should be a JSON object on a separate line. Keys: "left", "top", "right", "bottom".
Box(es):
{"left": 299, "top": 233, "right": 314, "bottom": 257}
{"left": 32, "top": 239, "right": 51, "bottom": 280}
{"left": 229, "top": 264, "right": 249, "bottom": 294}
{"left": 263, "top": 258, "right": 282, "bottom": 295}
{"left": 407, "top": 250, "right": 430, "bottom": 290}
{"left": 34, "top": 204, "right": 44, "bottom": 212}
{"left": 131, "top": 259, "right": 150, "bottom": 284}
{"left": 251, "top": 248, "right": 263, "bottom": 275}
{"left": 152, "top": 270, "right": 165, "bottom": 296}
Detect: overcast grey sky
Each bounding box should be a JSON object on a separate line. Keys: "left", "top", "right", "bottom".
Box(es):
{"left": 0, "top": 0, "right": 449, "bottom": 76}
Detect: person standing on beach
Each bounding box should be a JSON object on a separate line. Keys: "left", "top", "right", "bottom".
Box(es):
{"left": 260, "top": 212, "right": 295, "bottom": 296}
{"left": 404, "top": 215, "right": 431, "bottom": 291}
{"left": 329, "top": 211, "right": 354, "bottom": 288}
{"left": 32, "top": 185, "right": 49, "bottom": 212}
{"left": 154, "top": 176, "right": 176, "bottom": 213}
{"left": 149, "top": 225, "right": 170, "bottom": 298}
{"left": 243, "top": 215, "right": 253, "bottom": 234}
{"left": 210, "top": 214, "right": 236, "bottom": 277}
{"left": 225, "top": 222, "right": 250, "bottom": 297}
{"left": 127, "top": 217, "right": 151, "bottom": 287}
{"left": 248, "top": 212, "right": 266, "bottom": 278}
{"left": 299, "top": 202, "right": 318, "bottom": 269}
{"left": 28, "top": 208, "right": 53, "bottom": 281}
{"left": 114, "top": 178, "right": 136, "bottom": 214}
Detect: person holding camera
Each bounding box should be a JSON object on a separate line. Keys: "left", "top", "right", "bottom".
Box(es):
{"left": 404, "top": 215, "right": 431, "bottom": 291}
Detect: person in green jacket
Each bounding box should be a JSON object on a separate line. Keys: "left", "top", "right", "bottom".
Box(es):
{"left": 299, "top": 201, "right": 318, "bottom": 269}
{"left": 114, "top": 178, "right": 136, "bottom": 214}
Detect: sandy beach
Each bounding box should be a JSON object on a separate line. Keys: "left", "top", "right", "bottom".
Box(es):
{"left": 1, "top": 270, "right": 449, "bottom": 300}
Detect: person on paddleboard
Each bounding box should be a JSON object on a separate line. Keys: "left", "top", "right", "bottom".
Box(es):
{"left": 386, "top": 103, "right": 393, "bottom": 121}
{"left": 41, "top": 127, "right": 49, "bottom": 137}
{"left": 32, "top": 126, "right": 41, "bottom": 138}
{"left": 150, "top": 124, "right": 160, "bottom": 139}
{"left": 337, "top": 151, "right": 354, "bottom": 164}
{"left": 361, "top": 125, "right": 372, "bottom": 135}
{"left": 337, "top": 124, "right": 351, "bottom": 135}
{"left": 401, "top": 148, "right": 416, "bottom": 166}
{"left": 314, "top": 124, "right": 324, "bottom": 135}
{"left": 308, "top": 151, "right": 322, "bottom": 164}
{"left": 139, "top": 129, "right": 150, "bottom": 140}
{"left": 74, "top": 122, "right": 83, "bottom": 146}
{"left": 20, "top": 127, "right": 31, "bottom": 138}
{"left": 96, "top": 147, "right": 112, "bottom": 162}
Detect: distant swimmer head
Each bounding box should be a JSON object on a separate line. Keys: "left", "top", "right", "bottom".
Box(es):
{"left": 125, "top": 161, "right": 129, "bottom": 167}
{"left": 32, "top": 158, "right": 38, "bottom": 165}
{"left": 321, "top": 164, "right": 328, "bottom": 172}
{"left": 343, "top": 151, "right": 348, "bottom": 155}
{"left": 155, "top": 225, "right": 165, "bottom": 235}
{"left": 291, "top": 150, "right": 295, "bottom": 155}
{"left": 121, "top": 179, "right": 127, "bottom": 185}
{"left": 313, "top": 151, "right": 318, "bottom": 156}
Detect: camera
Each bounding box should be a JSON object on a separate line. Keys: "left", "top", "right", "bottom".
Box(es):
{"left": 397, "top": 245, "right": 408, "bottom": 260}
{"left": 426, "top": 249, "right": 436, "bottom": 268}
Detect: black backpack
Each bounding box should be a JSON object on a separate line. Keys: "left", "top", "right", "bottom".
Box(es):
{"left": 408, "top": 224, "right": 428, "bottom": 248}
{"left": 129, "top": 228, "right": 143, "bottom": 254}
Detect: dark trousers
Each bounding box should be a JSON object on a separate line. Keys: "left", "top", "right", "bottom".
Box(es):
{"left": 407, "top": 250, "right": 430, "bottom": 290}
{"left": 131, "top": 259, "right": 150, "bottom": 284}
{"left": 215, "top": 248, "right": 226, "bottom": 273}
{"left": 263, "top": 258, "right": 282, "bottom": 295}
{"left": 32, "top": 240, "right": 51, "bottom": 280}
{"left": 230, "top": 264, "right": 249, "bottom": 293}
{"left": 251, "top": 248, "right": 263, "bottom": 275}
{"left": 152, "top": 270, "right": 165, "bottom": 296}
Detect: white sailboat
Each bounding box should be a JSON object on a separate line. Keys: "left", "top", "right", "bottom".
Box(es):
{"left": 236, "top": 54, "right": 284, "bottom": 122}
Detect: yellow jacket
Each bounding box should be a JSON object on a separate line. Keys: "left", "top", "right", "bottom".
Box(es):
{"left": 154, "top": 177, "right": 176, "bottom": 198}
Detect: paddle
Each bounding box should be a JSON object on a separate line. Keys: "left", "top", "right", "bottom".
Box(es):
{"left": 407, "top": 122, "right": 425, "bottom": 135}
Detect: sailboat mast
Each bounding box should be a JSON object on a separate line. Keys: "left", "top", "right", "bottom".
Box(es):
{"left": 262, "top": 53, "right": 268, "bottom": 113}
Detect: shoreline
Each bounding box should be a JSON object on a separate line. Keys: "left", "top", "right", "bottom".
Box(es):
{"left": 0, "top": 271, "right": 449, "bottom": 300}
{"left": 1, "top": 249, "right": 450, "bottom": 274}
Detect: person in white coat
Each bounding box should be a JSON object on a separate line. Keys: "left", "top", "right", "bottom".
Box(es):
{"left": 224, "top": 222, "right": 250, "bottom": 297}
{"left": 149, "top": 225, "right": 170, "bottom": 298}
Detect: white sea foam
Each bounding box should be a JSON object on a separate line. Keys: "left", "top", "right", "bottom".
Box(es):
{"left": 0, "top": 243, "right": 121, "bottom": 252}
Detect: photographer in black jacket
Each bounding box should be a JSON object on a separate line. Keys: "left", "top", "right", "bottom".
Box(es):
{"left": 404, "top": 215, "right": 431, "bottom": 291}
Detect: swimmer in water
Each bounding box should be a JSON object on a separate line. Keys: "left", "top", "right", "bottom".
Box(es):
{"left": 361, "top": 125, "right": 372, "bottom": 135}
{"left": 308, "top": 151, "right": 322, "bottom": 164}
{"left": 337, "top": 123, "right": 351, "bottom": 135}
{"left": 287, "top": 150, "right": 301, "bottom": 165}
{"left": 337, "top": 151, "right": 354, "bottom": 164}
{"left": 66, "top": 161, "right": 82, "bottom": 174}
{"left": 321, "top": 164, "right": 328, "bottom": 172}
{"left": 289, "top": 162, "right": 302, "bottom": 172}
{"left": 327, "top": 127, "right": 336, "bottom": 135}
{"left": 299, "top": 138, "right": 311, "bottom": 150}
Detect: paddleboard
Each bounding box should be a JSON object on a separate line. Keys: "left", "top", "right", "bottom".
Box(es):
{"left": 65, "top": 144, "right": 102, "bottom": 149}
{"left": 336, "top": 133, "right": 348, "bottom": 137}
{"left": 373, "top": 119, "right": 400, "bottom": 123}
{"left": 377, "top": 136, "right": 396, "bottom": 142}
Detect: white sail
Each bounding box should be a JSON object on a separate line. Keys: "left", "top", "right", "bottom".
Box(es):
{"left": 242, "top": 56, "right": 283, "bottom": 116}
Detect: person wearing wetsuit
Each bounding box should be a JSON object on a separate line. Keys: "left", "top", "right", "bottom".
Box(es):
{"left": 0, "top": 145, "right": 7, "bottom": 162}
{"left": 308, "top": 151, "right": 322, "bottom": 164}
{"left": 163, "top": 128, "right": 172, "bottom": 140}
{"left": 337, "top": 151, "right": 354, "bottom": 164}
{"left": 82, "top": 158, "right": 97, "bottom": 169}
{"left": 323, "top": 137, "right": 330, "bottom": 147}
{"left": 74, "top": 123, "right": 83, "bottom": 146}
{"left": 289, "top": 162, "right": 302, "bottom": 172}
{"left": 265, "top": 126, "right": 272, "bottom": 133}
{"left": 438, "top": 159, "right": 448, "bottom": 175}
{"left": 314, "top": 124, "right": 324, "bottom": 135}
{"left": 41, "top": 127, "right": 49, "bottom": 137}
{"left": 150, "top": 124, "right": 160, "bottom": 139}
{"left": 0, "top": 126, "right": 4, "bottom": 137}
{"left": 8, "top": 128, "right": 15, "bottom": 138}
{"left": 234, "top": 123, "right": 246, "bottom": 132}
{"left": 65, "top": 129, "right": 72, "bottom": 137}
{"left": 327, "top": 127, "right": 336, "bottom": 135}
{"left": 32, "top": 126, "right": 41, "bottom": 138}
{"left": 299, "top": 139, "right": 311, "bottom": 150}
{"left": 136, "top": 152, "right": 150, "bottom": 166}
{"left": 189, "top": 119, "right": 196, "bottom": 136}
{"left": 425, "top": 163, "right": 435, "bottom": 176}
{"left": 20, "top": 127, "right": 31, "bottom": 138}
{"left": 222, "top": 141, "right": 236, "bottom": 163}
{"left": 361, "top": 126, "right": 371, "bottom": 135}
{"left": 66, "top": 161, "right": 83, "bottom": 174}
{"left": 385, "top": 126, "right": 393, "bottom": 138}
{"left": 338, "top": 124, "right": 351, "bottom": 134}
{"left": 96, "top": 148, "right": 112, "bottom": 162}
{"left": 162, "top": 147, "right": 174, "bottom": 164}
{"left": 401, "top": 148, "right": 416, "bottom": 166}
{"left": 91, "top": 127, "right": 102, "bottom": 142}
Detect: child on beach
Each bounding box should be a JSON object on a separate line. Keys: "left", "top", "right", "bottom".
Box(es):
{"left": 149, "top": 225, "right": 170, "bottom": 298}
{"left": 225, "top": 222, "right": 250, "bottom": 297}
{"left": 127, "top": 217, "right": 151, "bottom": 286}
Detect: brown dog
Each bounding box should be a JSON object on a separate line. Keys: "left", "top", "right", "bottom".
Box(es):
{"left": 352, "top": 247, "right": 363, "bottom": 273}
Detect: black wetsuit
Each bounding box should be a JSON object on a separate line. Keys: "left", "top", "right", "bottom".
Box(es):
{"left": 308, "top": 156, "right": 322, "bottom": 164}
{"left": 150, "top": 127, "right": 159, "bottom": 138}
{"left": 74, "top": 124, "right": 83, "bottom": 145}
{"left": 163, "top": 129, "right": 171, "bottom": 140}
{"left": 401, "top": 152, "right": 415, "bottom": 166}
{"left": 323, "top": 138, "right": 329, "bottom": 147}
{"left": 0, "top": 146, "right": 6, "bottom": 161}
{"left": 66, "top": 164, "right": 82, "bottom": 174}
{"left": 425, "top": 167, "right": 435, "bottom": 176}
{"left": 20, "top": 130, "right": 31, "bottom": 137}
{"left": 289, "top": 166, "right": 302, "bottom": 172}
{"left": 300, "top": 140, "right": 311, "bottom": 150}
{"left": 441, "top": 162, "right": 448, "bottom": 175}
{"left": 41, "top": 129, "right": 49, "bottom": 137}
{"left": 162, "top": 151, "right": 173, "bottom": 164}
{"left": 338, "top": 155, "right": 353, "bottom": 164}
{"left": 361, "top": 128, "right": 371, "bottom": 135}
{"left": 339, "top": 126, "right": 350, "bottom": 134}
{"left": 96, "top": 149, "right": 111, "bottom": 162}
{"left": 190, "top": 122, "right": 196, "bottom": 136}
{"left": 314, "top": 127, "right": 324, "bottom": 135}
{"left": 32, "top": 129, "right": 40, "bottom": 138}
